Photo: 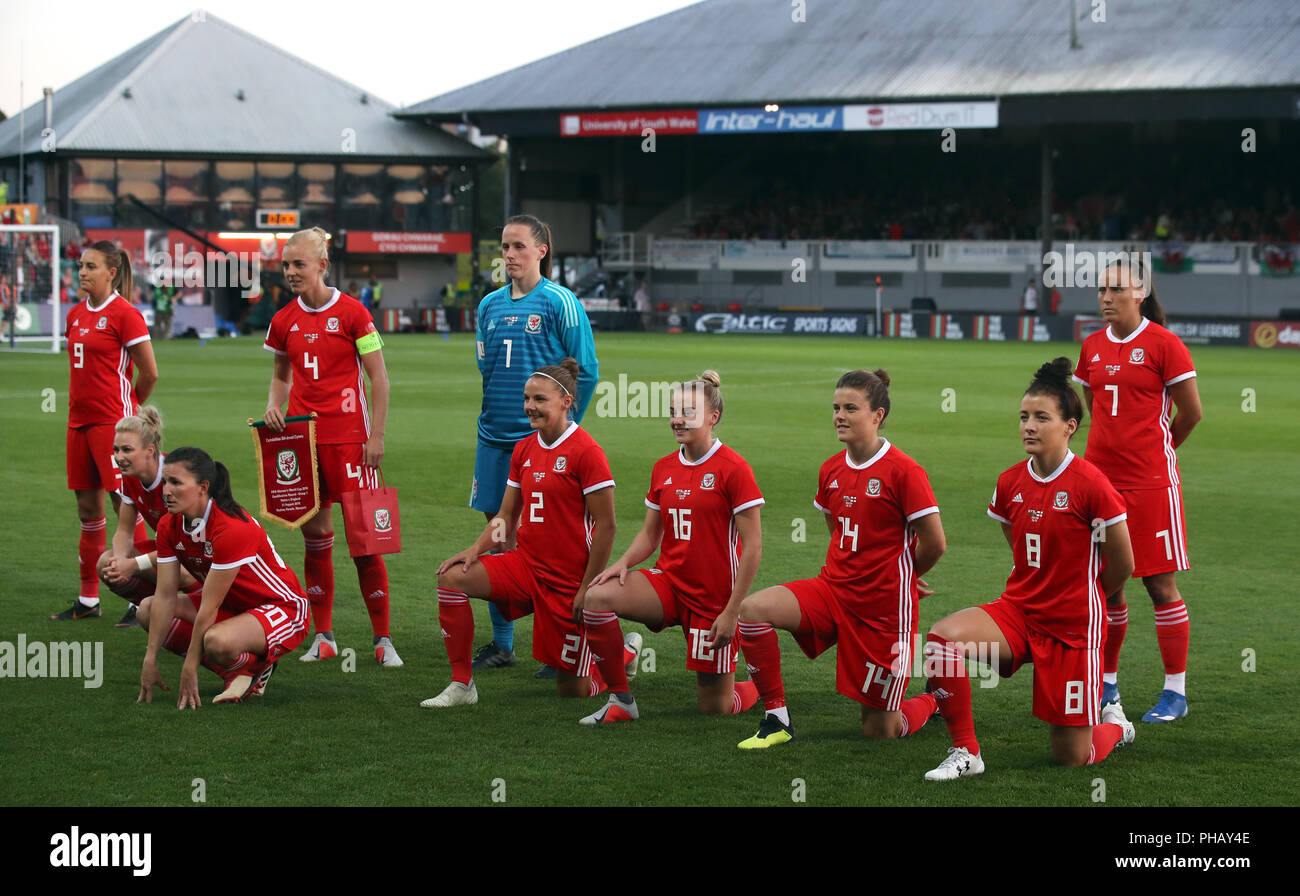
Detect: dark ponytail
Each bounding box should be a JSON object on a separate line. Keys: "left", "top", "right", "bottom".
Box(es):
{"left": 166, "top": 446, "right": 249, "bottom": 521}
{"left": 1024, "top": 357, "right": 1082, "bottom": 426}
{"left": 1110, "top": 255, "right": 1166, "bottom": 327}
{"left": 505, "top": 214, "right": 553, "bottom": 280}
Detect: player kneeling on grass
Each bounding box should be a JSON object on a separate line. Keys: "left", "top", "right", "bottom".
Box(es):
{"left": 921, "top": 359, "right": 1135, "bottom": 781}
{"left": 423, "top": 360, "right": 636, "bottom": 708}
{"left": 137, "top": 447, "right": 310, "bottom": 708}
{"left": 96, "top": 407, "right": 202, "bottom": 623}
{"left": 735, "top": 369, "right": 947, "bottom": 749}
{"left": 579, "top": 371, "right": 768, "bottom": 725}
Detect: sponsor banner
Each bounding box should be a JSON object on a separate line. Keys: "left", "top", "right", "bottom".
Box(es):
{"left": 1163, "top": 319, "right": 1248, "bottom": 346}
{"left": 651, "top": 239, "right": 720, "bottom": 269}
{"left": 560, "top": 110, "right": 699, "bottom": 137}
{"left": 823, "top": 240, "right": 915, "bottom": 261}
{"left": 931, "top": 241, "right": 1040, "bottom": 269}
{"left": 250, "top": 416, "right": 320, "bottom": 529}
{"left": 890, "top": 311, "right": 1067, "bottom": 341}
{"left": 344, "top": 231, "right": 471, "bottom": 254}
{"left": 699, "top": 105, "right": 842, "bottom": 134}
{"left": 820, "top": 239, "right": 918, "bottom": 272}
{"left": 1250, "top": 320, "right": 1300, "bottom": 349}
{"left": 843, "top": 101, "right": 998, "bottom": 131}
{"left": 692, "top": 311, "right": 871, "bottom": 335}
{"left": 719, "top": 240, "right": 808, "bottom": 270}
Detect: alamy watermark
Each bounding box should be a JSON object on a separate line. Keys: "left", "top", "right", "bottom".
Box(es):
{"left": 0, "top": 636, "right": 103, "bottom": 688}
{"left": 1042, "top": 248, "right": 1150, "bottom": 290}
{"left": 149, "top": 243, "right": 260, "bottom": 291}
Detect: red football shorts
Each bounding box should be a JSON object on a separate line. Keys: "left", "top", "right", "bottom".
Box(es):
{"left": 317, "top": 442, "right": 379, "bottom": 507}
{"left": 786, "top": 576, "right": 915, "bottom": 711}
{"left": 185, "top": 592, "right": 307, "bottom": 661}
{"left": 481, "top": 550, "right": 592, "bottom": 677}
{"left": 67, "top": 424, "right": 120, "bottom": 491}
{"left": 1118, "top": 485, "right": 1190, "bottom": 578}
{"left": 639, "top": 568, "right": 738, "bottom": 674}
{"left": 980, "top": 598, "right": 1101, "bottom": 727}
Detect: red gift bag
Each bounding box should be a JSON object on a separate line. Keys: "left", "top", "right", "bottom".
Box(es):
{"left": 340, "top": 480, "right": 401, "bottom": 557}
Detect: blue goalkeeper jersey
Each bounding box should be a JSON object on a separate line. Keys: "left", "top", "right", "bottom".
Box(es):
{"left": 475, "top": 277, "right": 599, "bottom": 448}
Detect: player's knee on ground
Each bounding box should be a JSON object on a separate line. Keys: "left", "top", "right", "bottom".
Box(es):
{"left": 861, "top": 711, "right": 904, "bottom": 740}
{"left": 555, "top": 674, "right": 589, "bottom": 699}
{"left": 1051, "top": 743, "right": 1092, "bottom": 767}
{"left": 696, "top": 690, "right": 731, "bottom": 715}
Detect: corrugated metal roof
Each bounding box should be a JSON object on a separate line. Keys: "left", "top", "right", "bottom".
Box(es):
{"left": 398, "top": 0, "right": 1300, "bottom": 117}
{"left": 0, "top": 13, "right": 488, "bottom": 160}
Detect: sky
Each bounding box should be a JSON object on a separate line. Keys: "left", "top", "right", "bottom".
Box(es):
{"left": 0, "top": 0, "right": 704, "bottom": 117}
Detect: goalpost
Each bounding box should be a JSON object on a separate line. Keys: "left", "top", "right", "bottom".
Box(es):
{"left": 0, "top": 224, "right": 62, "bottom": 353}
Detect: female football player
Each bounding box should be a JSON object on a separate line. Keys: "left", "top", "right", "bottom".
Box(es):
{"left": 262, "top": 227, "right": 401, "bottom": 667}
{"left": 1074, "top": 259, "right": 1201, "bottom": 722}
{"left": 97, "top": 407, "right": 199, "bottom": 617}
{"left": 137, "top": 446, "right": 310, "bottom": 708}
{"left": 921, "top": 358, "right": 1135, "bottom": 780}
{"left": 579, "top": 371, "right": 773, "bottom": 725}
{"left": 735, "top": 369, "right": 947, "bottom": 748}
{"left": 423, "top": 358, "right": 634, "bottom": 708}
{"left": 468, "top": 215, "right": 599, "bottom": 675}
{"left": 55, "top": 241, "right": 157, "bottom": 624}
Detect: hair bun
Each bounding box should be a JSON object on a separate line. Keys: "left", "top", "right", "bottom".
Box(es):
{"left": 1033, "top": 357, "right": 1072, "bottom": 388}
{"left": 698, "top": 369, "right": 721, "bottom": 387}
{"left": 560, "top": 357, "right": 580, "bottom": 377}
{"left": 872, "top": 368, "right": 891, "bottom": 388}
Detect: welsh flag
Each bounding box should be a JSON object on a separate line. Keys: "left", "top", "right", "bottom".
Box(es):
{"left": 1259, "top": 244, "right": 1299, "bottom": 277}
{"left": 1152, "top": 243, "right": 1194, "bottom": 274}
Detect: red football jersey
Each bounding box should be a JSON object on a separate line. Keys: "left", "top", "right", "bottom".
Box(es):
{"left": 987, "top": 452, "right": 1127, "bottom": 647}
{"left": 117, "top": 455, "right": 168, "bottom": 533}
{"left": 155, "top": 499, "right": 307, "bottom": 616}
{"left": 812, "top": 440, "right": 939, "bottom": 623}
{"left": 507, "top": 423, "right": 615, "bottom": 595}
{"left": 1074, "top": 318, "right": 1196, "bottom": 489}
{"left": 65, "top": 293, "right": 150, "bottom": 428}
{"left": 263, "top": 290, "right": 381, "bottom": 445}
{"left": 644, "top": 440, "right": 765, "bottom": 618}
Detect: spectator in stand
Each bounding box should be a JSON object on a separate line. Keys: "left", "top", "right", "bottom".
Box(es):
{"left": 633, "top": 280, "right": 651, "bottom": 331}
{"left": 1022, "top": 279, "right": 1039, "bottom": 315}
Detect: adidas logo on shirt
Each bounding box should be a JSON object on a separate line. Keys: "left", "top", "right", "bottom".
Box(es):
{"left": 1012, "top": 493, "right": 1023, "bottom": 503}
{"left": 663, "top": 477, "right": 673, "bottom": 485}
{"left": 829, "top": 479, "right": 839, "bottom": 489}
{"left": 522, "top": 460, "right": 531, "bottom": 468}
{"left": 290, "top": 323, "right": 300, "bottom": 332}
{"left": 1091, "top": 353, "right": 1100, "bottom": 362}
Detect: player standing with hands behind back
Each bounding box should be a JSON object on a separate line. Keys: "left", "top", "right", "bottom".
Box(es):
{"left": 1075, "top": 259, "right": 1201, "bottom": 722}
{"left": 54, "top": 241, "right": 158, "bottom": 625}
{"left": 262, "top": 227, "right": 401, "bottom": 667}
{"left": 469, "top": 215, "right": 599, "bottom": 675}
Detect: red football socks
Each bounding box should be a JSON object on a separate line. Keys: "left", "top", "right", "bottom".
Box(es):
{"left": 437, "top": 588, "right": 473, "bottom": 685}
{"left": 1153, "top": 600, "right": 1189, "bottom": 675}
{"left": 303, "top": 535, "right": 335, "bottom": 632}
{"left": 925, "top": 633, "right": 979, "bottom": 755}
{"left": 738, "top": 621, "right": 787, "bottom": 711}
{"left": 79, "top": 517, "right": 106, "bottom": 602}
{"left": 582, "top": 609, "right": 629, "bottom": 693}
{"left": 354, "top": 554, "right": 390, "bottom": 638}
{"left": 1104, "top": 605, "right": 1128, "bottom": 675}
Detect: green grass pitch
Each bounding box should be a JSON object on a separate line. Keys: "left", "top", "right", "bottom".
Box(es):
{"left": 1, "top": 333, "right": 1296, "bottom": 806}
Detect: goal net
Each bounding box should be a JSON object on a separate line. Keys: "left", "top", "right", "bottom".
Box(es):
{"left": 0, "top": 224, "right": 62, "bottom": 352}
